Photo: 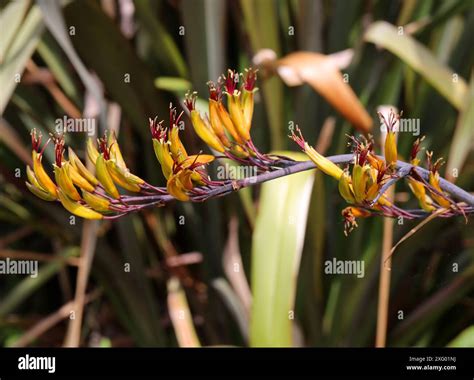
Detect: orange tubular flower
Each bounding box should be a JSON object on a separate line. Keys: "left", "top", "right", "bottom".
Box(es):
{"left": 426, "top": 151, "right": 451, "bottom": 208}
{"left": 291, "top": 116, "right": 444, "bottom": 234}
{"left": 26, "top": 128, "right": 156, "bottom": 219}
{"left": 291, "top": 127, "right": 343, "bottom": 180}
{"left": 379, "top": 111, "right": 399, "bottom": 169}
{"left": 184, "top": 92, "right": 226, "bottom": 153}
{"left": 150, "top": 105, "right": 215, "bottom": 201}
{"left": 28, "top": 130, "right": 58, "bottom": 200}
{"left": 184, "top": 67, "right": 266, "bottom": 161}
{"left": 407, "top": 138, "right": 435, "bottom": 212}
{"left": 25, "top": 70, "right": 465, "bottom": 232}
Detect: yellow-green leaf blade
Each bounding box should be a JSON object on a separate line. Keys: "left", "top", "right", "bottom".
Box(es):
{"left": 364, "top": 21, "right": 467, "bottom": 109}
{"left": 250, "top": 152, "right": 314, "bottom": 346}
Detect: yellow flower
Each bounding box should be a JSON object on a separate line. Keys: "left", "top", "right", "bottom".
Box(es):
{"left": 426, "top": 151, "right": 451, "bottom": 208}
{"left": 208, "top": 99, "right": 232, "bottom": 148}
{"left": 222, "top": 70, "right": 250, "bottom": 142}
{"left": 185, "top": 92, "right": 226, "bottom": 153}
{"left": 407, "top": 138, "right": 435, "bottom": 211}
{"left": 240, "top": 68, "right": 258, "bottom": 133}
{"left": 57, "top": 189, "right": 103, "bottom": 220}
{"left": 28, "top": 130, "right": 58, "bottom": 199}
{"left": 338, "top": 170, "right": 355, "bottom": 204}
{"left": 429, "top": 170, "right": 451, "bottom": 208}
{"left": 384, "top": 131, "right": 398, "bottom": 168}
{"left": 291, "top": 127, "right": 343, "bottom": 180}
{"left": 379, "top": 110, "right": 399, "bottom": 168}
{"left": 149, "top": 110, "right": 215, "bottom": 201}
{"left": 408, "top": 179, "right": 435, "bottom": 212}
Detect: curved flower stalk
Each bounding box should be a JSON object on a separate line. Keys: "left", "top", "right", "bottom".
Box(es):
{"left": 291, "top": 110, "right": 472, "bottom": 235}
{"left": 26, "top": 73, "right": 473, "bottom": 231}
{"left": 25, "top": 67, "right": 289, "bottom": 218}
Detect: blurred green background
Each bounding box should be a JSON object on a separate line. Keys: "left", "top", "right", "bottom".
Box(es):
{"left": 0, "top": 0, "right": 473, "bottom": 347}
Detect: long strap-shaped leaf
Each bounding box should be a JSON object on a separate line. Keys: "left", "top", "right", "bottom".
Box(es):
{"left": 37, "top": 0, "right": 107, "bottom": 128}
{"left": 365, "top": 21, "right": 467, "bottom": 110}
{"left": 250, "top": 152, "right": 314, "bottom": 346}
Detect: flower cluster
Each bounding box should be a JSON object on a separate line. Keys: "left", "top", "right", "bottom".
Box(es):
{"left": 291, "top": 110, "right": 463, "bottom": 235}
{"left": 150, "top": 105, "right": 215, "bottom": 201}
{"left": 26, "top": 67, "right": 279, "bottom": 218}
{"left": 26, "top": 129, "right": 163, "bottom": 220}
{"left": 184, "top": 68, "right": 270, "bottom": 166}
{"left": 26, "top": 71, "right": 470, "bottom": 230}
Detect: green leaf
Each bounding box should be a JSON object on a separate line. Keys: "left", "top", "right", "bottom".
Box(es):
{"left": 181, "top": 0, "right": 227, "bottom": 91}
{"left": 250, "top": 151, "right": 314, "bottom": 346}
{"left": 37, "top": 0, "right": 107, "bottom": 127}
{"left": 0, "top": 3, "right": 44, "bottom": 114}
{"left": 134, "top": 0, "right": 188, "bottom": 78}
{"left": 241, "top": 0, "right": 284, "bottom": 149}
{"left": 154, "top": 76, "right": 192, "bottom": 93}
{"left": 0, "top": 0, "right": 31, "bottom": 62}
{"left": 364, "top": 21, "right": 468, "bottom": 110}
{"left": 446, "top": 74, "right": 474, "bottom": 181}
{"left": 37, "top": 35, "right": 81, "bottom": 107}
{"left": 62, "top": 0, "right": 168, "bottom": 138}
{"left": 447, "top": 326, "right": 474, "bottom": 347}
{"left": 0, "top": 248, "right": 79, "bottom": 318}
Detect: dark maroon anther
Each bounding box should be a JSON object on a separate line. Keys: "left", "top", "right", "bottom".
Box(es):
{"left": 52, "top": 135, "right": 65, "bottom": 167}
{"left": 169, "top": 103, "right": 184, "bottom": 129}
{"left": 223, "top": 69, "right": 239, "bottom": 94}
{"left": 31, "top": 129, "right": 42, "bottom": 153}
{"left": 289, "top": 127, "right": 306, "bottom": 151}
{"left": 410, "top": 136, "right": 425, "bottom": 162}
{"left": 358, "top": 149, "right": 369, "bottom": 166}
{"left": 243, "top": 68, "right": 257, "bottom": 91}
{"left": 207, "top": 81, "right": 221, "bottom": 101}
{"left": 184, "top": 91, "right": 197, "bottom": 112}
{"left": 98, "top": 135, "right": 111, "bottom": 160}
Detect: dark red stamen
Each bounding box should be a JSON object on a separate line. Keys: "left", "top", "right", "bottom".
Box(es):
{"left": 187, "top": 151, "right": 207, "bottom": 171}
{"left": 207, "top": 81, "right": 221, "bottom": 101}
{"left": 378, "top": 110, "right": 400, "bottom": 133}
{"left": 149, "top": 117, "right": 167, "bottom": 140}
{"left": 169, "top": 103, "right": 184, "bottom": 130}
{"left": 410, "top": 136, "right": 425, "bottom": 162}
{"left": 31, "top": 129, "right": 42, "bottom": 152}
{"left": 377, "top": 167, "right": 386, "bottom": 184}
{"left": 169, "top": 104, "right": 176, "bottom": 126}
{"left": 52, "top": 135, "right": 65, "bottom": 167}
{"left": 426, "top": 151, "right": 443, "bottom": 174}
{"left": 223, "top": 69, "right": 239, "bottom": 94}
{"left": 358, "top": 148, "right": 369, "bottom": 166}
{"left": 184, "top": 91, "right": 197, "bottom": 112}
{"left": 289, "top": 127, "right": 306, "bottom": 150}
{"left": 98, "top": 135, "right": 111, "bottom": 160}
{"left": 243, "top": 68, "right": 258, "bottom": 91}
